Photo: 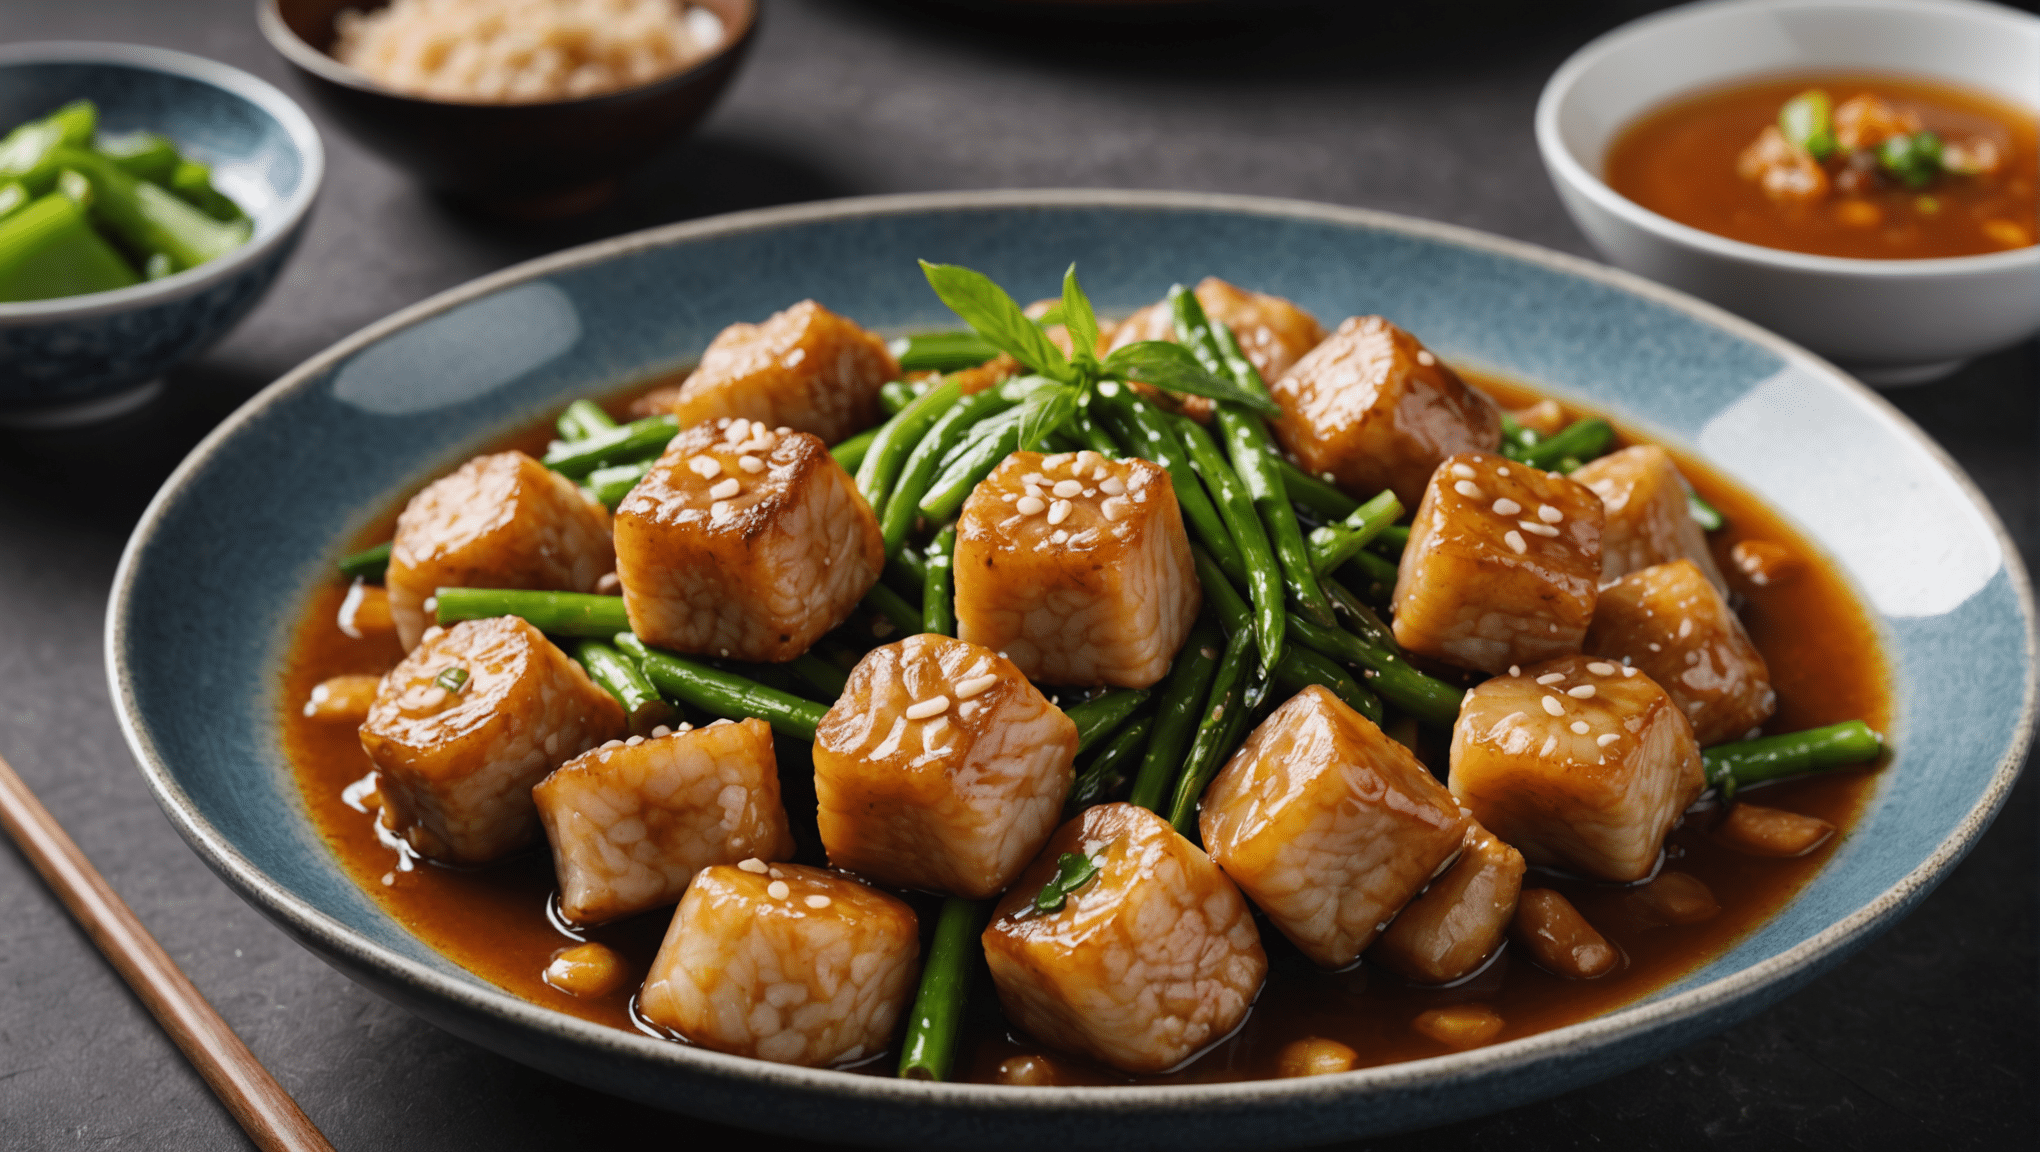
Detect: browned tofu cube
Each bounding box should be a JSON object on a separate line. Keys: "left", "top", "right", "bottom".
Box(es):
{"left": 1199, "top": 685, "right": 1468, "bottom": 968}
{"left": 1392, "top": 452, "right": 1605, "bottom": 675}
{"left": 1267, "top": 316, "right": 1501, "bottom": 508}
{"left": 814, "top": 635, "right": 1077, "bottom": 899}
{"left": 954, "top": 449, "right": 1199, "bottom": 688}
{"left": 1369, "top": 823, "right": 1526, "bottom": 984}
{"left": 983, "top": 803, "right": 1266, "bottom": 1074}
{"left": 636, "top": 862, "right": 919, "bottom": 1067}
{"left": 385, "top": 451, "right": 614, "bottom": 650}
{"left": 652, "top": 300, "right": 897, "bottom": 446}
{"left": 1105, "top": 278, "right": 1327, "bottom": 418}
{"left": 532, "top": 718, "right": 797, "bottom": 925}
{"left": 1571, "top": 446, "right": 1727, "bottom": 590}
{"left": 1449, "top": 655, "right": 1704, "bottom": 882}
{"left": 614, "top": 419, "right": 883, "bottom": 663}
{"left": 360, "top": 616, "right": 626, "bottom": 864}
{"left": 1585, "top": 560, "right": 1777, "bottom": 746}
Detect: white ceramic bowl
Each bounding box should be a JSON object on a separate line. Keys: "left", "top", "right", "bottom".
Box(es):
{"left": 1537, "top": 0, "right": 2040, "bottom": 385}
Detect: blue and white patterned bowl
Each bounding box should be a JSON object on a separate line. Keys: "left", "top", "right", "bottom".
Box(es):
{"left": 0, "top": 42, "right": 322, "bottom": 424}
{"left": 107, "top": 191, "right": 2033, "bottom": 1148}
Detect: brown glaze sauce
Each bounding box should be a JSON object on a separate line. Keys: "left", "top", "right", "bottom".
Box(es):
{"left": 280, "top": 367, "right": 1890, "bottom": 1084}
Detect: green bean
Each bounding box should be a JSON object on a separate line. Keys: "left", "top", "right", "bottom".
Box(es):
{"left": 1519, "top": 418, "right": 1614, "bottom": 472}
{"left": 1072, "top": 408, "right": 1119, "bottom": 456}
{"left": 863, "top": 581, "right": 924, "bottom": 637}
{"left": 1275, "top": 458, "right": 1359, "bottom": 522}
{"left": 1068, "top": 715, "right": 1153, "bottom": 812}
{"left": 859, "top": 377, "right": 963, "bottom": 512}
{"left": 886, "top": 548, "right": 926, "bottom": 599}
{"left": 1308, "top": 490, "right": 1403, "bottom": 575}
{"left": 542, "top": 413, "right": 679, "bottom": 479}
{"left": 1213, "top": 406, "right": 1337, "bottom": 627}
{"left": 556, "top": 398, "right": 617, "bottom": 442}
{"left": 1688, "top": 491, "right": 1727, "bottom": 532}
{"left": 1064, "top": 689, "right": 1151, "bottom": 754}
{"left": 923, "top": 525, "right": 958, "bottom": 638}
{"left": 0, "top": 181, "right": 28, "bottom": 223}
{"left": 1273, "top": 644, "right": 1383, "bottom": 724}
{"left": 1339, "top": 551, "right": 1401, "bottom": 606}
{"left": 614, "top": 634, "right": 828, "bottom": 742}
{"left": 1704, "top": 721, "right": 1883, "bottom": 801}
{"left": 895, "top": 896, "right": 987, "bottom": 1081}
{"left": 168, "top": 158, "right": 244, "bottom": 223}
{"left": 1165, "top": 627, "right": 1254, "bottom": 834}
{"left": 880, "top": 379, "right": 921, "bottom": 417}
{"left": 97, "top": 130, "right": 179, "bottom": 183}
{"left": 337, "top": 541, "right": 391, "bottom": 582}
{"left": 831, "top": 426, "right": 880, "bottom": 472}
{"left": 919, "top": 416, "right": 1021, "bottom": 524}
{"left": 573, "top": 639, "right": 677, "bottom": 735}
{"left": 434, "top": 588, "right": 629, "bottom": 637}
{"left": 1372, "top": 525, "right": 1409, "bottom": 556}
{"left": 1286, "top": 596, "right": 1464, "bottom": 727}
{"left": 48, "top": 146, "right": 247, "bottom": 271}
{"left": 1188, "top": 543, "right": 1252, "bottom": 637}
{"left": 587, "top": 459, "right": 653, "bottom": 509}
{"left": 0, "top": 192, "right": 139, "bottom": 301}
{"left": 1127, "top": 620, "right": 1224, "bottom": 814}
{"left": 1091, "top": 386, "right": 1244, "bottom": 584}
{"left": 1176, "top": 414, "right": 1284, "bottom": 671}
{"left": 790, "top": 652, "right": 849, "bottom": 701}
{"left": 1497, "top": 412, "right": 1539, "bottom": 460}
{"left": 881, "top": 389, "right": 1017, "bottom": 555}
{"left": 893, "top": 331, "right": 1001, "bottom": 373}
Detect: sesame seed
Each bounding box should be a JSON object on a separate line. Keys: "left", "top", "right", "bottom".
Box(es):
{"left": 1047, "top": 499, "right": 1072, "bottom": 526}
{"left": 1497, "top": 465, "right": 1511, "bottom": 476}
{"left": 602, "top": 739, "right": 624, "bottom": 749}
{"left": 689, "top": 455, "right": 722, "bottom": 478}
{"left": 1541, "top": 696, "right": 1565, "bottom": 716}
{"left": 1053, "top": 479, "right": 1083, "bottom": 498}
{"left": 710, "top": 500, "right": 732, "bottom": 518}
{"left": 1023, "top": 473, "right": 1045, "bottom": 487}
{"left": 1016, "top": 495, "right": 1046, "bottom": 515}
{"left": 1100, "top": 476, "right": 1126, "bottom": 496}
{"left": 1587, "top": 662, "right": 1617, "bottom": 676}
{"left": 1050, "top": 529, "right": 1068, "bottom": 544}
{"left": 1505, "top": 530, "right": 1527, "bottom": 553}
{"left": 738, "top": 858, "right": 768, "bottom": 873}
{"left": 767, "top": 881, "right": 790, "bottom": 900}
{"left": 1417, "top": 349, "right": 1436, "bottom": 366}
{"left": 1568, "top": 685, "right": 1596, "bottom": 698}
{"left": 1538, "top": 505, "right": 1563, "bottom": 524}
{"left": 625, "top": 734, "right": 645, "bottom": 746}
{"left": 1536, "top": 672, "right": 1566, "bottom": 685}
{"left": 422, "top": 595, "right": 438, "bottom": 615}
{"left": 1202, "top": 647, "right": 1220, "bottom": 660}
{"left": 1455, "top": 480, "right": 1485, "bottom": 499}
{"left": 1493, "top": 498, "right": 1522, "bottom": 516}
{"left": 1518, "top": 520, "right": 1560, "bottom": 537}
{"left": 955, "top": 674, "right": 999, "bottom": 699}
{"left": 1509, "top": 665, "right": 1521, "bottom": 677}
{"left": 1677, "top": 618, "right": 1694, "bottom": 639}
{"left": 1597, "top": 733, "right": 1620, "bottom": 747}
{"left": 724, "top": 419, "right": 750, "bottom": 443}
{"left": 872, "top": 619, "right": 894, "bottom": 637}
{"left": 805, "top": 894, "right": 832, "bottom": 909}
{"left": 766, "top": 864, "right": 781, "bottom": 875}
{"left": 1539, "top": 735, "right": 1558, "bottom": 756}
{"left": 651, "top": 725, "right": 673, "bottom": 738}
{"left": 1451, "top": 463, "right": 1477, "bottom": 480}
{"left": 1623, "top": 665, "right": 1639, "bottom": 677}
{"left": 1101, "top": 497, "right": 1127, "bottom": 520}
{"left": 1570, "top": 720, "right": 1590, "bottom": 734}
{"left": 1648, "top": 642, "right": 1662, "bottom": 652}
{"left": 737, "top": 454, "right": 765, "bottom": 473}
{"left": 710, "top": 478, "right": 740, "bottom": 500}
{"left": 905, "top": 696, "right": 951, "bottom": 720}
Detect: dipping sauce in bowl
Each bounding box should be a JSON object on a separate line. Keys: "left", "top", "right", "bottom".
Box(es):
{"left": 1606, "top": 73, "right": 2038, "bottom": 260}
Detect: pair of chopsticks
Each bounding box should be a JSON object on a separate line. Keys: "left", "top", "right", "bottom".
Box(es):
{"left": 0, "top": 750, "right": 336, "bottom": 1152}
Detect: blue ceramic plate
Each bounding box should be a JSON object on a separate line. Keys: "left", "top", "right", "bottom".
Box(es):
{"left": 107, "top": 191, "right": 2034, "bottom": 1148}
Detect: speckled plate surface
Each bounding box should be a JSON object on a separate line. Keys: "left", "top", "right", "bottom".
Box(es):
{"left": 106, "top": 190, "right": 2034, "bottom": 1149}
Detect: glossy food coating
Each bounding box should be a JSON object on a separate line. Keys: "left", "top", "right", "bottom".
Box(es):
{"left": 614, "top": 418, "right": 882, "bottom": 663}
{"left": 1393, "top": 452, "right": 1605, "bottom": 675}
{"left": 637, "top": 862, "right": 919, "bottom": 1067}
{"left": 533, "top": 717, "right": 796, "bottom": 925}
{"left": 385, "top": 451, "right": 614, "bottom": 650}
{"left": 1571, "top": 446, "right": 1727, "bottom": 590}
{"left": 1200, "top": 685, "right": 1468, "bottom": 968}
{"left": 359, "top": 616, "right": 625, "bottom": 864}
{"left": 1370, "top": 823, "right": 1526, "bottom": 985}
{"left": 984, "top": 803, "right": 1266, "bottom": 1075}
{"left": 1586, "top": 559, "right": 1777, "bottom": 746}
{"left": 814, "top": 635, "right": 1077, "bottom": 898}
{"left": 954, "top": 449, "right": 1199, "bottom": 688}
{"left": 646, "top": 300, "right": 898, "bottom": 446}
{"left": 1267, "top": 316, "right": 1501, "bottom": 508}
{"left": 1108, "top": 278, "right": 1327, "bottom": 417}
{"left": 1450, "top": 655, "right": 1704, "bottom": 882}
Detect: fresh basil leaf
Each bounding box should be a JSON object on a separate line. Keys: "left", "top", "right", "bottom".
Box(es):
{"left": 1060, "top": 264, "right": 1102, "bottom": 371}
{"left": 1032, "top": 852, "right": 1100, "bottom": 916}
{"left": 1100, "top": 340, "right": 1283, "bottom": 417}
{"left": 920, "top": 260, "right": 1072, "bottom": 383}
{"left": 1017, "top": 383, "right": 1080, "bottom": 452}
{"left": 1032, "top": 303, "right": 1065, "bottom": 329}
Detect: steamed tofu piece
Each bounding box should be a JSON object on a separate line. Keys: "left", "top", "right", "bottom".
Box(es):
{"left": 1585, "top": 560, "right": 1777, "bottom": 746}
{"left": 983, "top": 803, "right": 1266, "bottom": 1075}
{"left": 1392, "top": 452, "right": 1605, "bottom": 675}
{"left": 533, "top": 718, "right": 797, "bottom": 925}
{"left": 385, "top": 451, "right": 614, "bottom": 650}
{"left": 360, "top": 616, "right": 626, "bottom": 864}
{"left": 1267, "top": 316, "right": 1501, "bottom": 508}
{"left": 614, "top": 418, "right": 883, "bottom": 663}
{"left": 1106, "top": 278, "right": 1327, "bottom": 417}
{"left": 1449, "top": 655, "right": 1704, "bottom": 883}
{"left": 814, "top": 635, "right": 1077, "bottom": 898}
{"left": 1571, "top": 446, "right": 1727, "bottom": 591}
{"left": 1369, "top": 823, "right": 1526, "bottom": 985}
{"left": 645, "top": 300, "right": 897, "bottom": 446}
{"left": 1199, "top": 685, "right": 1468, "bottom": 969}
{"left": 637, "top": 862, "right": 919, "bottom": 1067}
{"left": 954, "top": 450, "right": 1199, "bottom": 688}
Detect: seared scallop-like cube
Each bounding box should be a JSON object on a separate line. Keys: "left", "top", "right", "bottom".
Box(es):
{"left": 1585, "top": 560, "right": 1777, "bottom": 746}
{"left": 1392, "top": 452, "right": 1605, "bottom": 675}
{"left": 637, "top": 862, "right": 919, "bottom": 1067}
{"left": 814, "top": 635, "right": 1077, "bottom": 898}
{"left": 386, "top": 451, "right": 614, "bottom": 650}
{"left": 1370, "top": 823, "right": 1526, "bottom": 985}
{"left": 955, "top": 449, "right": 1199, "bottom": 688}
{"left": 1200, "top": 685, "right": 1468, "bottom": 968}
{"left": 983, "top": 803, "right": 1266, "bottom": 1074}
{"left": 1268, "top": 316, "right": 1501, "bottom": 508}
{"left": 533, "top": 718, "right": 797, "bottom": 925}
{"left": 1107, "top": 278, "right": 1327, "bottom": 417}
{"left": 651, "top": 300, "right": 897, "bottom": 446}
{"left": 360, "top": 616, "right": 625, "bottom": 864}
{"left": 615, "top": 418, "right": 883, "bottom": 663}
{"left": 1571, "top": 446, "right": 1727, "bottom": 590}
{"left": 1449, "top": 655, "right": 1704, "bottom": 882}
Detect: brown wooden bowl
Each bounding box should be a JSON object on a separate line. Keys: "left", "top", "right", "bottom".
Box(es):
{"left": 258, "top": 0, "right": 757, "bottom": 217}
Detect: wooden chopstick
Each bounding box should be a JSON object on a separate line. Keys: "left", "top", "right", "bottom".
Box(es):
{"left": 0, "top": 750, "right": 337, "bottom": 1152}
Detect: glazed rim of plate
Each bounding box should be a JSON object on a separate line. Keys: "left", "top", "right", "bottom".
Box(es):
{"left": 1536, "top": 0, "right": 2040, "bottom": 279}
{"left": 106, "top": 188, "right": 2036, "bottom": 1114}
{"left": 0, "top": 40, "right": 325, "bottom": 324}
